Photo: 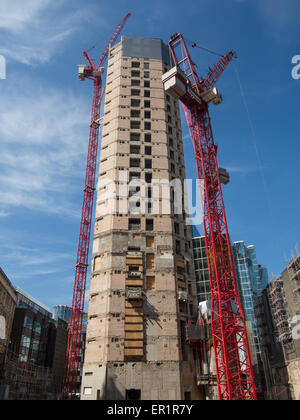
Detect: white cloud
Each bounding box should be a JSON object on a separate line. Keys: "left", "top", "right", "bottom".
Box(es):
{"left": 225, "top": 164, "right": 262, "bottom": 174}
{"left": 0, "top": 76, "right": 91, "bottom": 217}
{"left": 0, "top": 0, "right": 95, "bottom": 65}
{"left": 0, "top": 209, "right": 10, "bottom": 218}
{"left": 2, "top": 244, "right": 73, "bottom": 267}
{"left": 0, "top": 0, "right": 51, "bottom": 33}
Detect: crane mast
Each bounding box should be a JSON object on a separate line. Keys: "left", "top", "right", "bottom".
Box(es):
{"left": 63, "top": 13, "right": 131, "bottom": 400}
{"left": 163, "top": 33, "right": 257, "bottom": 400}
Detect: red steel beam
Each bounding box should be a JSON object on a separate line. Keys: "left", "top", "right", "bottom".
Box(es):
{"left": 168, "top": 33, "right": 257, "bottom": 400}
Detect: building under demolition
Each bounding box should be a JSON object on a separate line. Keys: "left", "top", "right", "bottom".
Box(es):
{"left": 80, "top": 36, "right": 200, "bottom": 400}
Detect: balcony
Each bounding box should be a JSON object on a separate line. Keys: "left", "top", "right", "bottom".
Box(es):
{"left": 126, "top": 287, "right": 143, "bottom": 300}
{"left": 197, "top": 373, "right": 217, "bottom": 386}
{"left": 128, "top": 271, "right": 142, "bottom": 278}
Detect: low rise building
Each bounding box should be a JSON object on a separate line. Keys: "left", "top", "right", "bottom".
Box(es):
{"left": 0, "top": 268, "right": 17, "bottom": 362}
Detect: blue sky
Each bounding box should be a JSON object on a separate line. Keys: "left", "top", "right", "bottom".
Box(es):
{"left": 0, "top": 0, "right": 299, "bottom": 311}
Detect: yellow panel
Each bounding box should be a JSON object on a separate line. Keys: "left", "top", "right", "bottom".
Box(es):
{"left": 146, "top": 276, "right": 155, "bottom": 290}
{"left": 175, "top": 257, "right": 185, "bottom": 268}
{"left": 124, "top": 348, "right": 143, "bottom": 356}
{"left": 125, "top": 340, "right": 143, "bottom": 348}
{"left": 94, "top": 256, "right": 101, "bottom": 271}
{"left": 125, "top": 316, "right": 143, "bottom": 323}
{"left": 125, "top": 324, "right": 143, "bottom": 331}
{"left": 182, "top": 376, "right": 192, "bottom": 386}
{"left": 146, "top": 236, "right": 154, "bottom": 248}
{"left": 125, "top": 308, "right": 143, "bottom": 316}
{"left": 146, "top": 254, "right": 154, "bottom": 269}
{"left": 125, "top": 332, "right": 144, "bottom": 340}
{"left": 125, "top": 279, "right": 143, "bottom": 287}
{"left": 126, "top": 301, "right": 143, "bottom": 308}
{"left": 126, "top": 257, "right": 143, "bottom": 265}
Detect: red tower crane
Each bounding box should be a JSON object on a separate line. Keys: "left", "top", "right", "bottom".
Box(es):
{"left": 63, "top": 13, "right": 131, "bottom": 400}
{"left": 162, "top": 33, "right": 257, "bottom": 400}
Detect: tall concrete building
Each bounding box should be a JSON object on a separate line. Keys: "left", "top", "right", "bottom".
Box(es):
{"left": 81, "top": 36, "right": 199, "bottom": 400}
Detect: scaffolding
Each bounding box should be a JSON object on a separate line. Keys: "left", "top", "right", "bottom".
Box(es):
{"left": 185, "top": 303, "right": 217, "bottom": 388}
{"left": 287, "top": 250, "right": 300, "bottom": 307}
{"left": 0, "top": 348, "right": 56, "bottom": 400}
{"left": 268, "top": 279, "right": 292, "bottom": 344}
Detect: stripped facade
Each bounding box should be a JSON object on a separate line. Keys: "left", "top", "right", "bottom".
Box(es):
{"left": 81, "top": 37, "right": 200, "bottom": 400}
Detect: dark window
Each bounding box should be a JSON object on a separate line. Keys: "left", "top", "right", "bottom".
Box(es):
{"left": 128, "top": 247, "right": 141, "bottom": 252}
{"left": 131, "top": 79, "right": 140, "bottom": 86}
{"left": 145, "top": 159, "right": 152, "bottom": 169}
{"left": 131, "top": 110, "right": 140, "bottom": 118}
{"left": 130, "top": 158, "right": 140, "bottom": 168}
{"left": 131, "top": 89, "right": 140, "bottom": 96}
{"left": 132, "top": 62, "right": 140, "bottom": 68}
{"left": 144, "top": 133, "right": 151, "bottom": 142}
{"left": 145, "top": 173, "right": 152, "bottom": 183}
{"left": 166, "top": 94, "right": 170, "bottom": 102}
{"left": 146, "top": 219, "right": 154, "bottom": 231}
{"left": 168, "top": 126, "right": 172, "bottom": 134}
{"left": 131, "top": 99, "right": 140, "bottom": 107}
{"left": 144, "top": 80, "right": 150, "bottom": 88}
{"left": 144, "top": 111, "right": 151, "bottom": 119}
{"left": 144, "top": 71, "right": 150, "bottom": 78}
{"left": 130, "top": 145, "right": 140, "bottom": 154}
{"left": 129, "top": 172, "right": 140, "bottom": 181}
{"left": 131, "top": 70, "right": 140, "bottom": 77}
{"left": 131, "top": 121, "right": 140, "bottom": 129}
{"left": 144, "top": 90, "right": 150, "bottom": 98}
{"left": 144, "top": 122, "right": 151, "bottom": 130}
{"left": 145, "top": 146, "right": 152, "bottom": 155}
{"left": 184, "top": 392, "right": 191, "bottom": 401}
{"left": 128, "top": 219, "right": 141, "bottom": 230}
{"left": 144, "top": 100, "right": 151, "bottom": 108}
{"left": 126, "top": 389, "right": 141, "bottom": 400}
{"left": 130, "top": 133, "right": 140, "bottom": 141}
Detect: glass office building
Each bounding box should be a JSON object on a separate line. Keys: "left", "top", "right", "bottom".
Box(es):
{"left": 232, "top": 241, "right": 269, "bottom": 391}
{"left": 53, "top": 305, "right": 72, "bottom": 324}
{"left": 191, "top": 232, "right": 269, "bottom": 391}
